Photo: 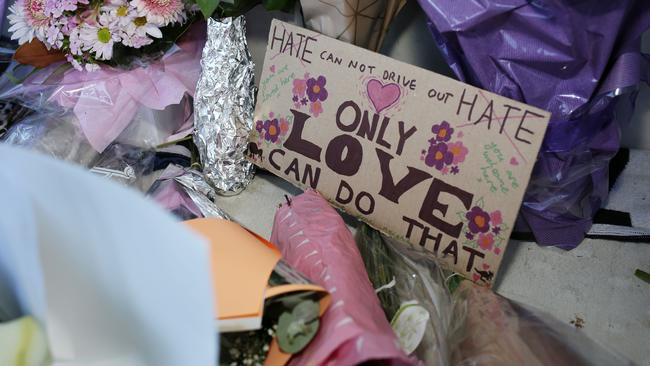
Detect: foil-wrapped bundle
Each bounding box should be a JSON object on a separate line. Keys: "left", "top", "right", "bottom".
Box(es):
{"left": 194, "top": 16, "right": 256, "bottom": 196}
{"left": 147, "top": 164, "right": 231, "bottom": 220}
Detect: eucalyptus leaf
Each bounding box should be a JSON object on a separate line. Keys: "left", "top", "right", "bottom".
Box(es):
{"left": 277, "top": 313, "right": 319, "bottom": 353}
{"left": 276, "top": 299, "right": 320, "bottom": 353}
{"left": 292, "top": 299, "right": 319, "bottom": 322}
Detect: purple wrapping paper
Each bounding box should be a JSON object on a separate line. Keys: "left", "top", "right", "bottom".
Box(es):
{"left": 417, "top": 0, "right": 650, "bottom": 248}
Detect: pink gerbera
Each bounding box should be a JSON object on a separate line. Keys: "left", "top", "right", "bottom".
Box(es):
{"left": 131, "top": 0, "right": 186, "bottom": 26}
{"left": 8, "top": 0, "right": 50, "bottom": 45}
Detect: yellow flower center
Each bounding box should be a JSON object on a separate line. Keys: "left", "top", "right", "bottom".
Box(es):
{"left": 117, "top": 5, "right": 129, "bottom": 16}
{"left": 474, "top": 216, "right": 485, "bottom": 228}
{"left": 97, "top": 28, "right": 111, "bottom": 43}
{"left": 134, "top": 16, "right": 147, "bottom": 27}
{"left": 269, "top": 125, "right": 277, "bottom": 135}
{"left": 313, "top": 85, "right": 320, "bottom": 93}
{"left": 450, "top": 146, "right": 461, "bottom": 155}
{"left": 439, "top": 129, "right": 447, "bottom": 138}
{"left": 435, "top": 151, "right": 443, "bottom": 160}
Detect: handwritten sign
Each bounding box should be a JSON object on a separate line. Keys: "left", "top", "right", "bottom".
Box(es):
{"left": 249, "top": 20, "right": 550, "bottom": 286}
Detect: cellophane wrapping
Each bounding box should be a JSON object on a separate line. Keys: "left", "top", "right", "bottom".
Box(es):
{"left": 356, "top": 224, "right": 452, "bottom": 366}
{"left": 448, "top": 281, "right": 632, "bottom": 366}
{"left": 417, "top": 0, "right": 650, "bottom": 248}
{"left": 0, "top": 23, "right": 205, "bottom": 154}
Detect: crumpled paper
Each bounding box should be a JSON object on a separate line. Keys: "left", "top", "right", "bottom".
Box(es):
{"left": 193, "top": 16, "right": 256, "bottom": 195}
{"left": 417, "top": 0, "right": 650, "bottom": 248}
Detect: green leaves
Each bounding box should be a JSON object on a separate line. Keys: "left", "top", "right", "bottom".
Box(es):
{"left": 276, "top": 300, "right": 319, "bottom": 353}
{"left": 197, "top": 0, "right": 220, "bottom": 19}
{"left": 635, "top": 269, "right": 650, "bottom": 284}
{"left": 191, "top": 0, "right": 297, "bottom": 18}
{"left": 261, "top": 0, "right": 294, "bottom": 11}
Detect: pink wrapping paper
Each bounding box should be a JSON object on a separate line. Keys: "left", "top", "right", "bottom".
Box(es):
{"left": 270, "top": 190, "right": 417, "bottom": 366}
{"left": 21, "top": 23, "right": 206, "bottom": 153}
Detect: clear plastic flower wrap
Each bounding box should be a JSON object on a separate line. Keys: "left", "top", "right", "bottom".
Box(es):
{"left": 0, "top": 22, "right": 206, "bottom": 153}
{"left": 416, "top": 0, "right": 650, "bottom": 248}
{"left": 89, "top": 143, "right": 158, "bottom": 191}
{"left": 356, "top": 224, "right": 452, "bottom": 366}
{"left": 1, "top": 109, "right": 99, "bottom": 167}
{"left": 448, "top": 281, "right": 633, "bottom": 366}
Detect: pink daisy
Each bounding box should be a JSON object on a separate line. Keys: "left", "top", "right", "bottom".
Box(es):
{"left": 132, "top": 0, "right": 186, "bottom": 26}
{"left": 8, "top": 0, "right": 50, "bottom": 45}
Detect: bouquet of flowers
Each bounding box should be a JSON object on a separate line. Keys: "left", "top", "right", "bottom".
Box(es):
{"left": 7, "top": 0, "right": 197, "bottom": 71}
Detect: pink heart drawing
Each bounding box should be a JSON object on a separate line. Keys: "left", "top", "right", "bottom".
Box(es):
{"left": 366, "top": 79, "right": 401, "bottom": 113}
{"left": 472, "top": 273, "right": 480, "bottom": 282}
{"left": 510, "top": 157, "right": 519, "bottom": 166}
{"left": 482, "top": 263, "right": 490, "bottom": 270}
{"left": 270, "top": 65, "right": 276, "bottom": 73}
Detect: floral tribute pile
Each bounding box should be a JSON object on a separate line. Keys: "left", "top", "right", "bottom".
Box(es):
{"left": 8, "top": 0, "right": 196, "bottom": 70}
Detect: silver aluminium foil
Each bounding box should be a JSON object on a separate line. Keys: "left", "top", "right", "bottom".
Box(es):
{"left": 175, "top": 169, "right": 232, "bottom": 220}
{"left": 193, "top": 16, "right": 256, "bottom": 195}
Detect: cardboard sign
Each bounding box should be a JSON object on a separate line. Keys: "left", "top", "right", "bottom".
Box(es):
{"left": 249, "top": 20, "right": 550, "bottom": 285}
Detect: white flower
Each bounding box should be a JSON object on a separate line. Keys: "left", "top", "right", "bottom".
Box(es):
{"left": 7, "top": 0, "right": 50, "bottom": 45}
{"left": 120, "top": 16, "right": 161, "bottom": 48}
{"left": 121, "top": 33, "right": 153, "bottom": 48}
{"left": 46, "top": 23, "right": 64, "bottom": 48}
{"left": 79, "top": 14, "right": 121, "bottom": 60}
{"left": 133, "top": 16, "right": 162, "bottom": 38}
{"left": 68, "top": 26, "right": 83, "bottom": 55}
{"left": 44, "top": 0, "right": 87, "bottom": 18}
{"left": 101, "top": 0, "right": 137, "bottom": 27}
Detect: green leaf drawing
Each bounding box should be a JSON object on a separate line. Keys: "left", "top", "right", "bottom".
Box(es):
{"left": 475, "top": 197, "right": 485, "bottom": 209}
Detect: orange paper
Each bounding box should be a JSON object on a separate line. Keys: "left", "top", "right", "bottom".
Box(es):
{"left": 185, "top": 218, "right": 330, "bottom": 330}
{"left": 186, "top": 218, "right": 280, "bottom": 331}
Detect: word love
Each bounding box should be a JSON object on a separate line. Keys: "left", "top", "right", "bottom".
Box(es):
{"left": 270, "top": 100, "right": 476, "bottom": 242}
